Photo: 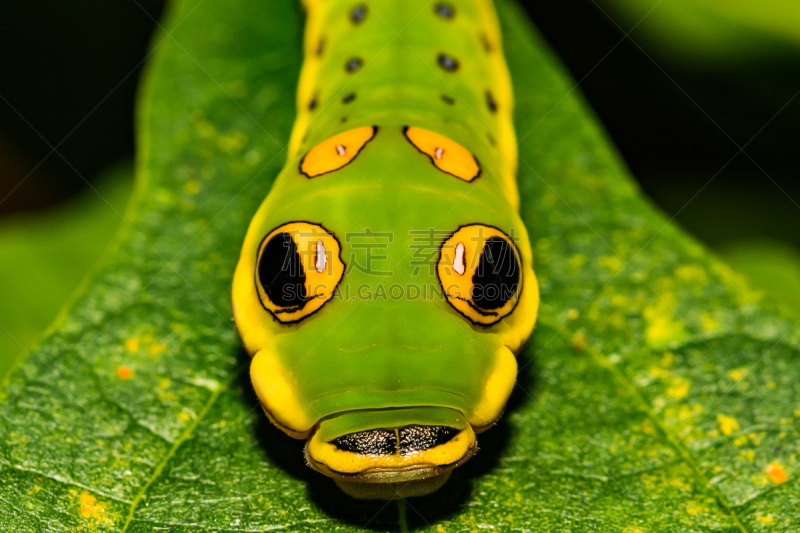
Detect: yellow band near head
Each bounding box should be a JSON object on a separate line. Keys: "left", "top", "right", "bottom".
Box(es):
{"left": 250, "top": 349, "right": 316, "bottom": 439}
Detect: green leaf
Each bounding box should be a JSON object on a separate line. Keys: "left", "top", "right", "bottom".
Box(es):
{"left": 595, "top": 0, "right": 800, "bottom": 64}
{"left": 2, "top": 0, "right": 798, "bottom": 531}
{"left": 0, "top": 164, "right": 132, "bottom": 381}
{"left": 718, "top": 240, "right": 800, "bottom": 317}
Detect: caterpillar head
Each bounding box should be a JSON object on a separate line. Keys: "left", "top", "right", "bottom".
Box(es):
{"left": 232, "top": 125, "right": 538, "bottom": 498}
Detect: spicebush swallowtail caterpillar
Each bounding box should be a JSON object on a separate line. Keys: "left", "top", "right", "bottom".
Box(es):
{"left": 232, "top": 0, "right": 539, "bottom": 499}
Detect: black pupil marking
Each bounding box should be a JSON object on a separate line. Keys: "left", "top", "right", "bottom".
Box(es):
{"left": 441, "top": 94, "right": 455, "bottom": 105}
{"left": 308, "top": 96, "right": 318, "bottom": 110}
{"left": 346, "top": 57, "right": 363, "bottom": 72}
{"left": 437, "top": 53, "right": 459, "bottom": 71}
{"left": 351, "top": 4, "right": 367, "bottom": 23}
{"left": 435, "top": 3, "right": 454, "bottom": 18}
{"left": 471, "top": 236, "right": 519, "bottom": 310}
{"left": 332, "top": 429, "right": 396, "bottom": 455}
{"left": 258, "top": 232, "right": 308, "bottom": 308}
{"left": 486, "top": 90, "right": 497, "bottom": 112}
{"left": 342, "top": 93, "right": 356, "bottom": 104}
{"left": 331, "top": 426, "right": 460, "bottom": 456}
{"left": 399, "top": 426, "right": 460, "bottom": 454}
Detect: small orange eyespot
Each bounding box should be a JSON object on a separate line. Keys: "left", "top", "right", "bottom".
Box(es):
{"left": 299, "top": 126, "right": 377, "bottom": 178}
{"left": 404, "top": 126, "right": 481, "bottom": 182}
{"left": 255, "top": 222, "right": 345, "bottom": 324}
{"left": 437, "top": 225, "right": 522, "bottom": 326}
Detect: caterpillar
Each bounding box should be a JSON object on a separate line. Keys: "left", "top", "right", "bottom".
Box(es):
{"left": 232, "top": 0, "right": 539, "bottom": 499}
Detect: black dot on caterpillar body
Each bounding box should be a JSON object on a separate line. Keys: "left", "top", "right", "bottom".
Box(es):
{"left": 345, "top": 57, "right": 363, "bottom": 72}
{"left": 481, "top": 33, "right": 493, "bottom": 53}
{"left": 441, "top": 94, "right": 455, "bottom": 105}
{"left": 351, "top": 4, "right": 367, "bottom": 23}
{"left": 342, "top": 93, "right": 356, "bottom": 104}
{"left": 435, "top": 3, "right": 454, "bottom": 19}
{"left": 437, "top": 53, "right": 459, "bottom": 72}
{"left": 486, "top": 90, "right": 497, "bottom": 113}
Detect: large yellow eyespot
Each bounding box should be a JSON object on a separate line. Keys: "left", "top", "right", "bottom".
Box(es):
{"left": 299, "top": 126, "right": 377, "bottom": 178}
{"left": 403, "top": 126, "right": 481, "bottom": 182}
{"left": 437, "top": 225, "right": 522, "bottom": 326}
{"left": 255, "top": 222, "right": 345, "bottom": 324}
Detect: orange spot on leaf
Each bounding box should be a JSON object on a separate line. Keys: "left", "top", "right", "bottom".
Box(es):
{"left": 766, "top": 462, "right": 789, "bottom": 484}
{"left": 116, "top": 366, "right": 133, "bottom": 380}
{"left": 77, "top": 490, "right": 113, "bottom": 526}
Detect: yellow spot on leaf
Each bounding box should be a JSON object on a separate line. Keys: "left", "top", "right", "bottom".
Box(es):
{"left": 124, "top": 338, "right": 140, "bottom": 353}
{"left": 667, "top": 377, "right": 691, "bottom": 399}
{"left": 756, "top": 514, "right": 774, "bottom": 524}
{"left": 734, "top": 435, "right": 748, "bottom": 447}
{"left": 77, "top": 490, "right": 113, "bottom": 526}
{"left": 675, "top": 264, "right": 707, "bottom": 283}
{"left": 568, "top": 254, "right": 586, "bottom": 272}
{"left": 700, "top": 313, "right": 719, "bottom": 332}
{"left": 728, "top": 368, "right": 748, "bottom": 382}
{"left": 766, "top": 462, "right": 788, "bottom": 484}
{"left": 148, "top": 342, "right": 167, "bottom": 356}
{"left": 739, "top": 450, "right": 755, "bottom": 463}
{"left": 116, "top": 366, "right": 133, "bottom": 380}
{"left": 795, "top": 407, "right": 800, "bottom": 417}
{"left": 569, "top": 331, "right": 588, "bottom": 352}
{"left": 643, "top": 295, "right": 687, "bottom": 346}
{"left": 185, "top": 180, "right": 200, "bottom": 194}
{"left": 218, "top": 131, "right": 248, "bottom": 153}
{"left": 717, "top": 415, "right": 740, "bottom": 436}
{"left": 179, "top": 411, "right": 191, "bottom": 422}
{"left": 685, "top": 500, "right": 707, "bottom": 516}
{"left": 598, "top": 255, "right": 623, "bottom": 274}
{"left": 567, "top": 308, "right": 579, "bottom": 320}
{"left": 649, "top": 366, "right": 669, "bottom": 380}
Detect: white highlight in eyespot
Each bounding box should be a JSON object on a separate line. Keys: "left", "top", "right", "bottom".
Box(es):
{"left": 315, "top": 240, "right": 327, "bottom": 273}
{"left": 336, "top": 145, "right": 346, "bottom": 156}
{"left": 434, "top": 147, "right": 444, "bottom": 160}
{"left": 453, "top": 242, "right": 466, "bottom": 275}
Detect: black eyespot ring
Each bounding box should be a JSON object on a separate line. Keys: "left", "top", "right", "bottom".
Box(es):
{"left": 437, "top": 225, "right": 522, "bottom": 326}
{"left": 255, "top": 222, "right": 346, "bottom": 324}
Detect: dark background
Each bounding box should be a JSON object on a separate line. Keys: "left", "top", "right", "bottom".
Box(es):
{"left": 0, "top": 0, "right": 798, "bottom": 251}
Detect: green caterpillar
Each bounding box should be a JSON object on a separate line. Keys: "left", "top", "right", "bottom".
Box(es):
{"left": 232, "top": 0, "right": 539, "bottom": 499}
